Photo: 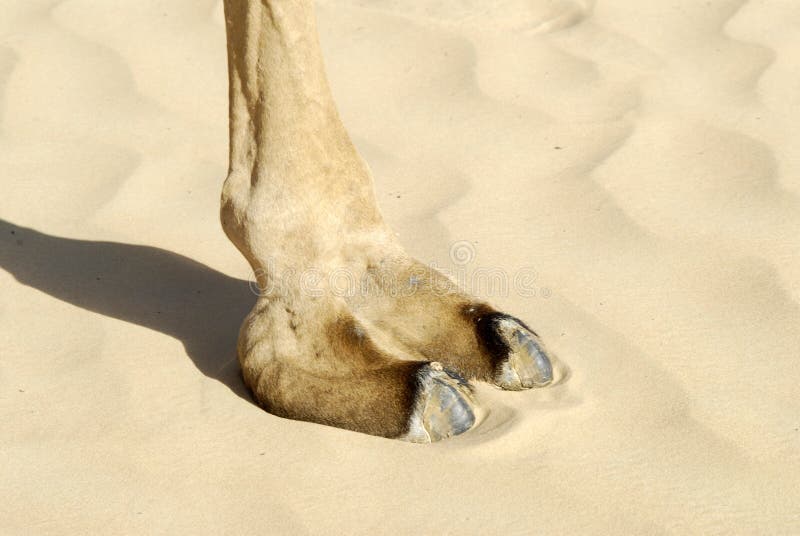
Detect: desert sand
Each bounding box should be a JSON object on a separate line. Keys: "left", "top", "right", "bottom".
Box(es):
{"left": 2, "top": 0, "right": 799, "bottom": 533}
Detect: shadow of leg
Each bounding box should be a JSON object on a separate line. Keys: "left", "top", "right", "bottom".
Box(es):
{"left": 0, "top": 219, "right": 255, "bottom": 401}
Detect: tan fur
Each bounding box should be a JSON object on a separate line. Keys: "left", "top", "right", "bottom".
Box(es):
{"left": 220, "top": 0, "right": 541, "bottom": 439}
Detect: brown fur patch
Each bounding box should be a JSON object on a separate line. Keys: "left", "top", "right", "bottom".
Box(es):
{"left": 244, "top": 312, "right": 427, "bottom": 438}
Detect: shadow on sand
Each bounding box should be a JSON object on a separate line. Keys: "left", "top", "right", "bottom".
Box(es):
{"left": 0, "top": 218, "right": 256, "bottom": 401}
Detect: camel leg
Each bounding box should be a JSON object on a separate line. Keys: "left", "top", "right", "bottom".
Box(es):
{"left": 220, "top": 0, "right": 556, "bottom": 441}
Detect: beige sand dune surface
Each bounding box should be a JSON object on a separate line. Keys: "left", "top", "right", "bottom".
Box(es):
{"left": 2, "top": 0, "right": 799, "bottom": 533}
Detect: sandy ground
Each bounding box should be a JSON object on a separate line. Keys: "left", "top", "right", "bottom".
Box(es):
{"left": 2, "top": 0, "right": 799, "bottom": 533}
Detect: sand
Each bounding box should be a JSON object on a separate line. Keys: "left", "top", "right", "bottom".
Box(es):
{"left": 2, "top": 0, "right": 799, "bottom": 533}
